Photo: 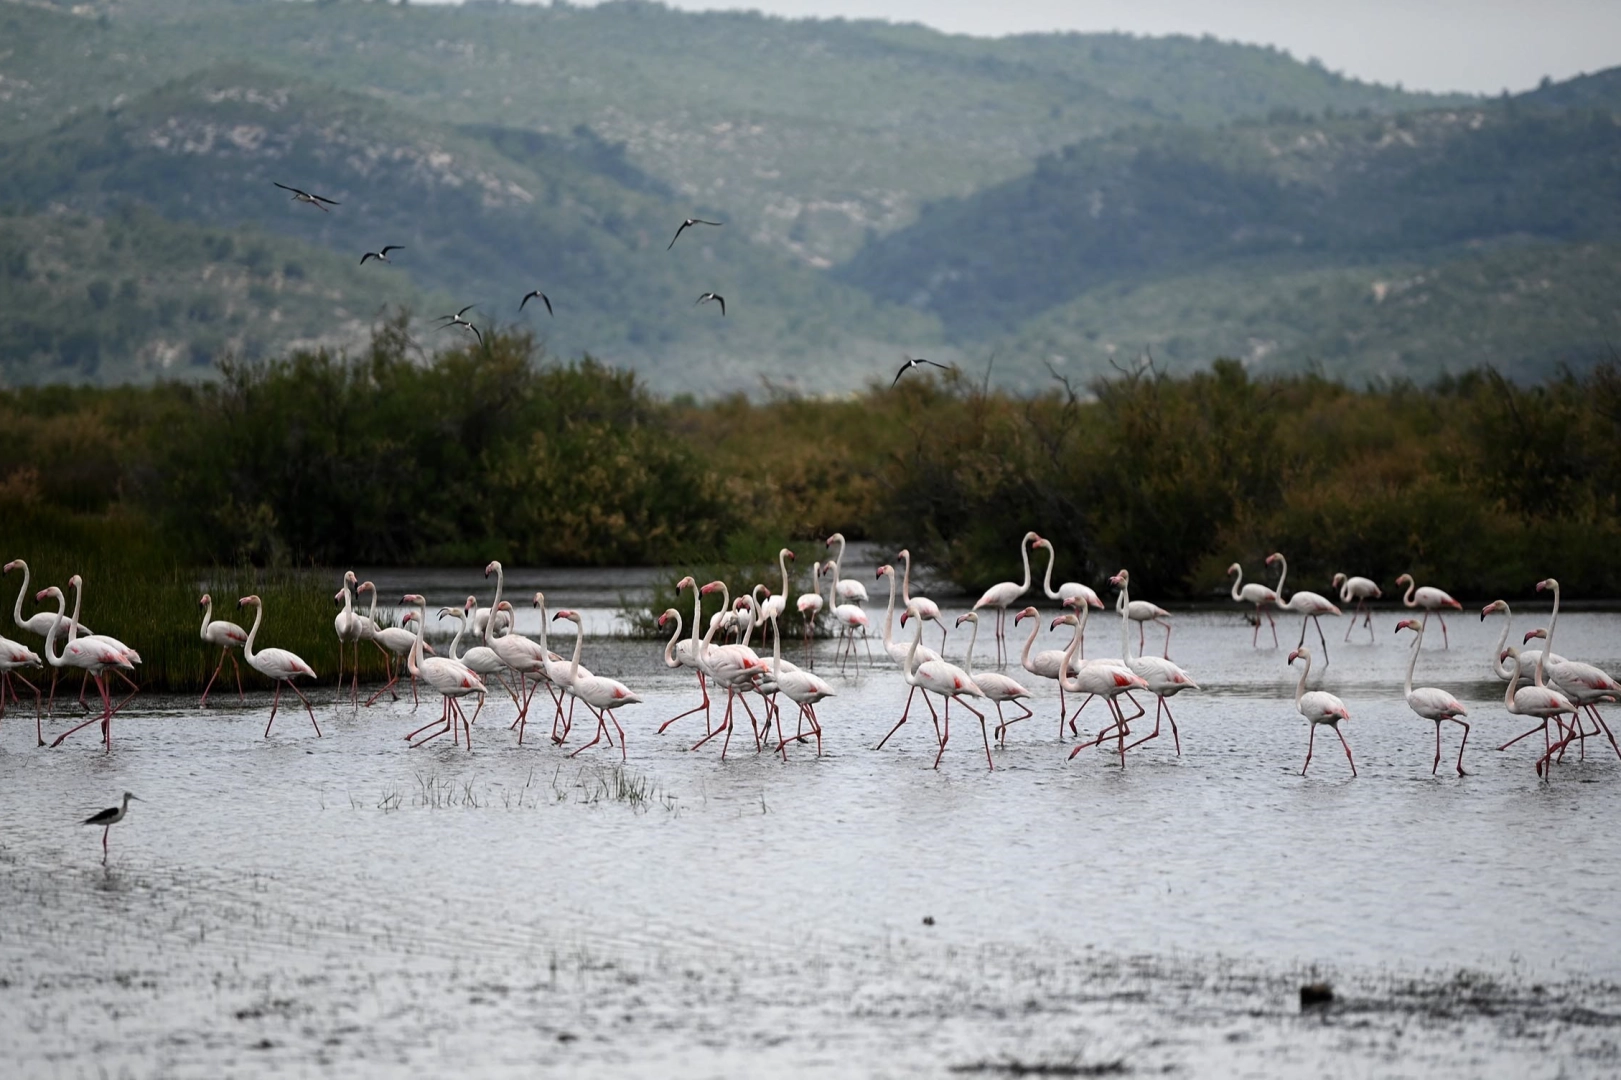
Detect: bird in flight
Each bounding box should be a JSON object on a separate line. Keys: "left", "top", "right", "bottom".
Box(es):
{"left": 435, "top": 305, "right": 483, "bottom": 346}
{"left": 273, "top": 182, "right": 339, "bottom": 211}
{"left": 668, "top": 217, "right": 723, "bottom": 250}
{"left": 892, "top": 356, "right": 952, "bottom": 387}
{"left": 520, "top": 289, "right": 553, "bottom": 316}
{"left": 359, "top": 245, "right": 405, "bottom": 265}
{"left": 696, "top": 292, "right": 726, "bottom": 316}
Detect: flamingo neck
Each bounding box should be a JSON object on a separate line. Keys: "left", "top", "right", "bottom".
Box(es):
{"left": 961, "top": 618, "right": 979, "bottom": 677}
{"left": 448, "top": 612, "right": 466, "bottom": 660}
{"left": 778, "top": 552, "right": 791, "bottom": 603}
{"left": 700, "top": 585, "right": 730, "bottom": 649}
{"left": 485, "top": 566, "right": 504, "bottom": 648}
{"left": 534, "top": 595, "right": 551, "bottom": 655}
{"left": 362, "top": 585, "right": 378, "bottom": 626}
{"left": 688, "top": 585, "right": 704, "bottom": 655}
{"left": 9, "top": 561, "right": 28, "bottom": 630}
{"left": 1293, "top": 652, "right": 1310, "bottom": 706}
{"left": 1040, "top": 544, "right": 1060, "bottom": 600}
{"left": 568, "top": 619, "right": 583, "bottom": 684}
{"left": 881, "top": 571, "right": 898, "bottom": 646}
{"left": 1403, "top": 625, "right": 1420, "bottom": 698}
{"left": 41, "top": 592, "right": 66, "bottom": 667}
{"left": 1540, "top": 583, "right": 1560, "bottom": 686}
{"left": 1118, "top": 581, "right": 1131, "bottom": 661}
{"left": 663, "top": 614, "right": 684, "bottom": 669}
{"left": 770, "top": 611, "right": 782, "bottom": 670}
{"left": 825, "top": 562, "right": 838, "bottom": 611}
{"left": 903, "top": 612, "right": 923, "bottom": 681}
{"left": 67, "top": 578, "right": 84, "bottom": 644}
{"left": 1272, "top": 556, "right": 1289, "bottom": 602}
{"left": 1504, "top": 653, "right": 1523, "bottom": 712}
{"left": 738, "top": 596, "right": 758, "bottom": 651}
{"left": 242, "top": 602, "right": 263, "bottom": 664}
{"left": 1058, "top": 621, "right": 1082, "bottom": 693}
{"left": 1229, "top": 567, "right": 1243, "bottom": 603}
{"left": 1402, "top": 578, "right": 1416, "bottom": 607}
{"left": 1486, "top": 604, "right": 1513, "bottom": 679}
{"left": 900, "top": 551, "right": 916, "bottom": 603}
{"left": 407, "top": 604, "right": 425, "bottom": 679}
{"left": 200, "top": 597, "right": 213, "bottom": 637}
{"left": 1017, "top": 540, "right": 1033, "bottom": 594}
{"left": 1019, "top": 616, "right": 1041, "bottom": 670}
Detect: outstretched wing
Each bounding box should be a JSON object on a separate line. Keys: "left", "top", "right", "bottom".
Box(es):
{"left": 359, "top": 252, "right": 378, "bottom": 265}
{"left": 667, "top": 220, "right": 690, "bottom": 250}
{"left": 456, "top": 304, "right": 476, "bottom": 319}
{"left": 468, "top": 324, "right": 483, "bottom": 347}
{"left": 716, "top": 295, "right": 725, "bottom": 316}
{"left": 273, "top": 181, "right": 306, "bottom": 197}
{"left": 891, "top": 360, "right": 914, "bottom": 387}
{"left": 380, "top": 245, "right": 403, "bottom": 255}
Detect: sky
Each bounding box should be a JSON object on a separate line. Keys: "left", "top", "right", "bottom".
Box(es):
{"left": 483, "top": 1, "right": 1621, "bottom": 95}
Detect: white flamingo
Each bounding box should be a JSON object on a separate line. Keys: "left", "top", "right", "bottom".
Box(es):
{"left": 1266, "top": 553, "right": 1342, "bottom": 664}
{"left": 398, "top": 596, "right": 486, "bottom": 751}
{"left": 1500, "top": 645, "right": 1579, "bottom": 778}
{"left": 56, "top": 574, "right": 141, "bottom": 717}
{"left": 1109, "top": 570, "right": 1198, "bottom": 756}
{"left": 238, "top": 594, "right": 320, "bottom": 739}
{"left": 1227, "top": 562, "right": 1279, "bottom": 647}
{"left": 764, "top": 610, "right": 835, "bottom": 758}
{"left": 896, "top": 549, "right": 949, "bottom": 650}
{"left": 552, "top": 610, "right": 642, "bottom": 761}
{"left": 1395, "top": 573, "right": 1462, "bottom": 649}
{"left": 529, "top": 591, "right": 593, "bottom": 745}
{"left": 973, "top": 530, "right": 1041, "bottom": 667}
{"left": 1332, "top": 572, "right": 1382, "bottom": 641}
{"left": 795, "top": 560, "right": 825, "bottom": 663}
{"left": 451, "top": 597, "right": 522, "bottom": 709}
{"left": 482, "top": 560, "right": 550, "bottom": 726}
{"left": 687, "top": 580, "right": 768, "bottom": 759}
{"left": 875, "top": 564, "right": 941, "bottom": 731}
{"left": 1113, "top": 567, "right": 1172, "bottom": 659}
{"left": 824, "top": 533, "right": 870, "bottom": 604}
{"left": 333, "top": 575, "right": 368, "bottom": 706}
{"left": 0, "top": 632, "right": 43, "bottom": 744}
{"left": 659, "top": 577, "right": 714, "bottom": 735}
{"left": 198, "top": 593, "right": 248, "bottom": 707}
{"left": 363, "top": 585, "right": 430, "bottom": 707}
{"left": 35, "top": 586, "right": 131, "bottom": 751}
{"left": 1014, "top": 604, "right": 1084, "bottom": 737}
{"left": 890, "top": 602, "right": 991, "bottom": 770}
{"left": 1522, "top": 576, "right": 1621, "bottom": 763}
{"left": 955, "top": 611, "right": 1031, "bottom": 747}
{"left": 1287, "top": 645, "right": 1354, "bottom": 777}
{"left": 824, "top": 561, "right": 871, "bottom": 674}
{"left": 1481, "top": 600, "right": 1563, "bottom": 687}
{"left": 1034, "top": 536, "right": 1105, "bottom": 613}
{"left": 6, "top": 559, "right": 93, "bottom": 640}
{"left": 1054, "top": 611, "right": 1149, "bottom": 767}
{"left": 1394, "top": 618, "right": 1470, "bottom": 776}
{"left": 759, "top": 548, "right": 795, "bottom": 628}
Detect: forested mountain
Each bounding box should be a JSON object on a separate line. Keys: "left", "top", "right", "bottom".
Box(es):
{"left": 0, "top": 0, "right": 1614, "bottom": 391}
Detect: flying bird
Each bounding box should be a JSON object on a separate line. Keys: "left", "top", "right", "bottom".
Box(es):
{"left": 696, "top": 292, "right": 726, "bottom": 316}
{"left": 273, "top": 182, "right": 339, "bottom": 211}
{"left": 668, "top": 217, "right": 723, "bottom": 250}
{"left": 435, "top": 305, "right": 483, "bottom": 347}
{"left": 359, "top": 245, "right": 405, "bottom": 265}
{"left": 892, "top": 356, "right": 951, "bottom": 387}
{"left": 520, "top": 289, "right": 553, "bottom": 316}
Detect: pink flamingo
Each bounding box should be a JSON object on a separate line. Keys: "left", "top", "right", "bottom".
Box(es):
{"left": 687, "top": 580, "right": 767, "bottom": 759}
{"left": 759, "top": 548, "right": 794, "bottom": 629}
{"left": 1500, "top": 645, "right": 1578, "bottom": 778}
{"left": 763, "top": 610, "right": 835, "bottom": 757}
{"left": 1267, "top": 553, "right": 1341, "bottom": 664}
{"left": 1332, "top": 573, "right": 1381, "bottom": 642}
{"left": 896, "top": 549, "right": 949, "bottom": 650}
{"left": 332, "top": 576, "right": 368, "bottom": 707}
{"left": 198, "top": 593, "right": 248, "bottom": 707}
{"left": 1395, "top": 573, "right": 1462, "bottom": 648}
{"left": 955, "top": 611, "right": 1031, "bottom": 747}
{"left": 1014, "top": 604, "right": 1083, "bottom": 738}
{"left": 1287, "top": 645, "right": 1354, "bottom": 777}
{"left": 1523, "top": 576, "right": 1621, "bottom": 762}
{"left": 1394, "top": 618, "right": 1470, "bottom": 775}
{"left": 0, "top": 633, "right": 43, "bottom": 744}
{"left": 529, "top": 591, "right": 592, "bottom": 745}
{"left": 1055, "top": 612, "right": 1149, "bottom": 766}
{"left": 824, "top": 533, "right": 870, "bottom": 605}
{"left": 824, "top": 562, "right": 871, "bottom": 674}
{"left": 1228, "top": 562, "right": 1279, "bottom": 647}
{"left": 660, "top": 577, "right": 714, "bottom": 735}
{"left": 795, "top": 560, "right": 824, "bottom": 664}
{"left": 6, "top": 559, "right": 93, "bottom": 641}
{"left": 1109, "top": 570, "right": 1198, "bottom": 756}
{"left": 1034, "top": 536, "right": 1105, "bottom": 615}
{"left": 973, "top": 530, "right": 1041, "bottom": 667}
{"left": 1113, "top": 568, "right": 1172, "bottom": 659}
{"left": 482, "top": 561, "right": 550, "bottom": 727}
{"left": 889, "top": 602, "right": 991, "bottom": 770}
{"left": 53, "top": 575, "right": 141, "bottom": 718}
{"left": 238, "top": 594, "right": 320, "bottom": 738}
{"left": 552, "top": 610, "right": 642, "bottom": 761}
{"left": 449, "top": 598, "right": 521, "bottom": 709}
{"left": 398, "top": 597, "right": 486, "bottom": 751}
{"left": 876, "top": 564, "right": 941, "bottom": 732}
{"left": 35, "top": 586, "right": 131, "bottom": 751}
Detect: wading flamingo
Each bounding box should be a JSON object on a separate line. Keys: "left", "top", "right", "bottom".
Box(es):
{"left": 765, "top": 610, "right": 835, "bottom": 757}
{"left": 824, "top": 533, "right": 870, "bottom": 605}
{"left": 1332, "top": 573, "right": 1381, "bottom": 642}
{"left": 1112, "top": 568, "right": 1172, "bottom": 659}
{"left": 35, "top": 586, "right": 131, "bottom": 750}
{"left": 1481, "top": 600, "right": 1563, "bottom": 689}
{"left": 1287, "top": 645, "right": 1354, "bottom": 777}
{"left": 876, "top": 564, "right": 942, "bottom": 730}
{"left": 451, "top": 597, "right": 521, "bottom": 709}
{"left": 1499, "top": 645, "right": 1579, "bottom": 778}
{"left": 198, "top": 593, "right": 248, "bottom": 707}
{"left": 1395, "top": 573, "right": 1462, "bottom": 648}
{"left": 1523, "top": 576, "right": 1621, "bottom": 762}
{"left": 660, "top": 577, "right": 713, "bottom": 735}
{"left": 687, "top": 580, "right": 767, "bottom": 759}
{"left": 896, "top": 549, "right": 949, "bottom": 650}
{"left": 1228, "top": 562, "right": 1279, "bottom": 647}
{"left": 239, "top": 595, "right": 320, "bottom": 739}
{"left": 973, "top": 530, "right": 1041, "bottom": 667}
{"left": 1110, "top": 570, "right": 1198, "bottom": 756}
{"left": 53, "top": 575, "right": 141, "bottom": 719}
{"left": 0, "top": 633, "right": 43, "bottom": 744}
{"left": 1267, "top": 553, "right": 1340, "bottom": 664}
{"left": 1056, "top": 612, "right": 1149, "bottom": 767}
{"left": 1035, "top": 536, "right": 1105, "bottom": 616}
{"left": 955, "top": 611, "right": 1031, "bottom": 747}
{"left": 398, "top": 597, "right": 485, "bottom": 751}
{"left": 1394, "top": 618, "right": 1469, "bottom": 776}
{"left": 825, "top": 562, "right": 871, "bottom": 674}
{"left": 552, "top": 610, "right": 642, "bottom": 761}
{"left": 795, "top": 560, "right": 825, "bottom": 664}
{"left": 529, "top": 591, "right": 592, "bottom": 745}
{"left": 482, "top": 561, "right": 550, "bottom": 728}
{"left": 6, "top": 559, "right": 93, "bottom": 640}
{"left": 333, "top": 578, "right": 366, "bottom": 706}
{"left": 1014, "top": 603, "right": 1085, "bottom": 738}
{"left": 759, "top": 548, "right": 794, "bottom": 628}
{"left": 892, "top": 603, "right": 990, "bottom": 770}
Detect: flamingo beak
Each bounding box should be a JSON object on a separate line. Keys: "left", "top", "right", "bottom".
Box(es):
{"left": 786, "top": 551, "right": 795, "bottom": 561}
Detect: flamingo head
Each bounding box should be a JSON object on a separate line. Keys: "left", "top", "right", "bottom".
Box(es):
{"left": 674, "top": 575, "right": 696, "bottom": 594}
{"left": 1022, "top": 531, "right": 1042, "bottom": 547}
{"left": 356, "top": 580, "right": 376, "bottom": 596}
{"left": 1033, "top": 537, "right": 1052, "bottom": 551}
{"left": 955, "top": 611, "right": 978, "bottom": 627}
{"left": 1524, "top": 628, "right": 1548, "bottom": 643}
{"left": 657, "top": 608, "right": 679, "bottom": 629}
{"left": 332, "top": 589, "right": 346, "bottom": 605}
{"left": 1501, "top": 645, "right": 1520, "bottom": 663}
{"left": 1332, "top": 573, "right": 1346, "bottom": 588}
{"left": 401, "top": 593, "right": 425, "bottom": 605}
{"left": 2, "top": 560, "right": 21, "bottom": 574}
{"left": 1395, "top": 573, "right": 1413, "bottom": 587}
{"left": 464, "top": 595, "right": 477, "bottom": 613}
{"left": 199, "top": 593, "right": 211, "bottom": 607}
{"left": 1013, "top": 605, "right": 1039, "bottom": 625}
{"left": 1109, "top": 570, "right": 1128, "bottom": 587}
{"left": 1048, "top": 613, "right": 1076, "bottom": 631}
{"left": 67, "top": 573, "right": 82, "bottom": 588}
{"left": 1480, "top": 599, "right": 1507, "bottom": 620}
{"left": 699, "top": 581, "right": 724, "bottom": 596}
{"left": 876, "top": 564, "right": 892, "bottom": 580}
{"left": 552, "top": 609, "right": 580, "bottom": 623}
{"left": 1287, "top": 647, "right": 1306, "bottom": 665}
{"left": 1265, "top": 553, "right": 1282, "bottom": 567}
{"left": 532, "top": 591, "right": 545, "bottom": 608}
{"left": 437, "top": 607, "right": 457, "bottom": 621}
{"left": 344, "top": 570, "right": 358, "bottom": 587}
{"left": 35, "top": 586, "right": 61, "bottom": 602}
{"left": 1536, "top": 578, "right": 1558, "bottom": 593}
{"left": 1394, "top": 618, "right": 1421, "bottom": 634}
{"left": 496, "top": 601, "right": 514, "bottom": 613}
{"left": 825, "top": 532, "right": 844, "bottom": 548}
{"left": 401, "top": 611, "right": 417, "bottom": 625}
{"left": 896, "top": 548, "right": 910, "bottom": 563}
{"left": 1227, "top": 563, "right": 1241, "bottom": 576}
{"left": 483, "top": 560, "right": 500, "bottom": 578}
{"left": 238, "top": 595, "right": 262, "bottom": 609}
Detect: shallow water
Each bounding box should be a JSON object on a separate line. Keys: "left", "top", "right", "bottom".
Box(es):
{"left": 3, "top": 591, "right": 1620, "bottom": 1077}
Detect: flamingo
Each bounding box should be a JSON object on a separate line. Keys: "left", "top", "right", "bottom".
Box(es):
{"left": 238, "top": 594, "right": 320, "bottom": 739}
{"left": 1266, "top": 553, "right": 1341, "bottom": 664}
{"left": 55, "top": 575, "right": 141, "bottom": 717}
{"left": 824, "top": 533, "right": 870, "bottom": 605}
{"left": 764, "top": 610, "right": 835, "bottom": 757}
{"left": 0, "top": 632, "right": 43, "bottom": 744}
{"left": 1332, "top": 573, "right": 1382, "bottom": 642}
{"left": 34, "top": 586, "right": 131, "bottom": 750}
{"left": 1287, "top": 645, "right": 1355, "bottom": 777}
{"left": 824, "top": 561, "right": 871, "bottom": 674}
{"left": 890, "top": 602, "right": 991, "bottom": 770}
{"left": 363, "top": 585, "right": 431, "bottom": 707}
{"left": 686, "top": 580, "right": 767, "bottom": 758}
{"left": 467, "top": 596, "right": 512, "bottom": 640}
{"left": 529, "top": 591, "right": 593, "bottom": 745}
{"left": 1394, "top": 618, "right": 1470, "bottom": 776}
{"left": 451, "top": 597, "right": 522, "bottom": 709}
{"left": 1227, "top": 562, "right": 1279, "bottom": 647}
{"left": 398, "top": 597, "right": 486, "bottom": 751}
{"left": 1500, "top": 645, "right": 1579, "bottom": 778}
{"left": 333, "top": 575, "right": 368, "bottom": 706}
{"left": 1524, "top": 576, "right": 1621, "bottom": 762}
{"left": 1013, "top": 603, "right": 1087, "bottom": 737}
{"left": 1395, "top": 573, "right": 1462, "bottom": 649}
{"left": 1054, "top": 612, "right": 1149, "bottom": 766}
{"left": 759, "top": 548, "right": 794, "bottom": 628}
{"left": 896, "top": 549, "right": 949, "bottom": 650}
{"left": 482, "top": 561, "right": 550, "bottom": 726}
{"left": 198, "top": 593, "right": 248, "bottom": 707}
{"left": 659, "top": 577, "right": 714, "bottom": 735}
{"left": 552, "top": 610, "right": 642, "bottom": 761}
{"left": 6, "top": 559, "right": 93, "bottom": 640}
{"left": 955, "top": 611, "right": 1031, "bottom": 746}
{"left": 1034, "top": 536, "right": 1105, "bottom": 617}
{"left": 1481, "top": 600, "right": 1563, "bottom": 687}
{"left": 875, "top": 565, "right": 942, "bottom": 727}
{"left": 973, "top": 530, "right": 1041, "bottom": 667}
{"left": 1109, "top": 570, "right": 1198, "bottom": 756}
{"left": 795, "top": 560, "right": 825, "bottom": 663}
{"left": 1111, "top": 568, "right": 1172, "bottom": 659}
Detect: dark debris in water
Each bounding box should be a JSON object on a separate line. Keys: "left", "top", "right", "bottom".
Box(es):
{"left": 949, "top": 1061, "right": 1129, "bottom": 1077}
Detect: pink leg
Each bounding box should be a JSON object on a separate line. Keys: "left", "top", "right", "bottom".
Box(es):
{"left": 289, "top": 681, "right": 321, "bottom": 736}
{"left": 231, "top": 651, "right": 245, "bottom": 702}
{"left": 265, "top": 681, "right": 283, "bottom": 738}
{"left": 1439, "top": 614, "right": 1450, "bottom": 649}
{"left": 933, "top": 698, "right": 951, "bottom": 769}
{"left": 1302, "top": 723, "right": 1317, "bottom": 775}
{"left": 1453, "top": 718, "right": 1470, "bottom": 776}
{"left": 200, "top": 647, "right": 228, "bottom": 707}
{"left": 1432, "top": 721, "right": 1442, "bottom": 775}
{"left": 660, "top": 672, "right": 711, "bottom": 733}
{"left": 1335, "top": 725, "right": 1356, "bottom": 777}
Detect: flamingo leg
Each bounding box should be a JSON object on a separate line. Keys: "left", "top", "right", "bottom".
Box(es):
{"left": 1362, "top": 601, "right": 1375, "bottom": 642}
{"left": 932, "top": 697, "right": 951, "bottom": 769}
{"left": 1123, "top": 697, "right": 1167, "bottom": 753}
{"left": 608, "top": 709, "right": 628, "bottom": 762}
{"left": 1432, "top": 722, "right": 1442, "bottom": 775}
{"left": 50, "top": 674, "right": 113, "bottom": 749}
{"left": 1453, "top": 718, "right": 1470, "bottom": 776}
{"left": 101, "top": 825, "right": 109, "bottom": 865}
{"left": 288, "top": 681, "right": 321, "bottom": 736}
{"left": 567, "top": 705, "right": 608, "bottom": 758}
{"left": 1160, "top": 619, "right": 1172, "bottom": 659}
{"left": 200, "top": 647, "right": 229, "bottom": 707}
{"left": 1302, "top": 723, "right": 1316, "bottom": 775}
{"left": 660, "top": 672, "right": 711, "bottom": 734}
{"left": 1335, "top": 724, "right": 1356, "bottom": 777}
{"left": 265, "top": 681, "right": 283, "bottom": 738}
{"left": 1312, "top": 616, "right": 1330, "bottom": 665}
{"left": 230, "top": 651, "right": 245, "bottom": 702}
{"left": 11, "top": 672, "right": 43, "bottom": 746}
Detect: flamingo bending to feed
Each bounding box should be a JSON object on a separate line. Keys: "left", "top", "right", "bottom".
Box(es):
{"left": 765, "top": 610, "right": 834, "bottom": 757}
{"left": 552, "top": 610, "right": 642, "bottom": 761}
{"left": 35, "top": 586, "right": 131, "bottom": 750}
{"left": 398, "top": 597, "right": 486, "bottom": 751}
{"left": 1332, "top": 573, "right": 1381, "bottom": 642}
{"left": 973, "top": 530, "right": 1041, "bottom": 667}
{"left": 1013, "top": 603, "right": 1085, "bottom": 738}
{"left": 1227, "top": 562, "right": 1279, "bottom": 647}
{"left": 824, "top": 533, "right": 870, "bottom": 604}
{"left": 896, "top": 549, "right": 949, "bottom": 650}
{"left": 886, "top": 603, "right": 991, "bottom": 770}
{"left": 1394, "top": 619, "right": 1470, "bottom": 776}
{"left": 238, "top": 595, "right": 320, "bottom": 738}
{"left": 795, "top": 560, "right": 825, "bottom": 664}
{"left": 1499, "top": 645, "right": 1579, "bottom": 777}
{"left": 1055, "top": 612, "right": 1149, "bottom": 766}
{"left": 1267, "top": 553, "right": 1341, "bottom": 664}
{"left": 0, "top": 632, "right": 44, "bottom": 744}
{"left": 1035, "top": 536, "right": 1105, "bottom": 620}
{"left": 198, "top": 593, "right": 248, "bottom": 707}
{"left": 1395, "top": 573, "right": 1462, "bottom": 649}
{"left": 955, "top": 611, "right": 1031, "bottom": 746}
{"left": 1109, "top": 570, "right": 1198, "bottom": 756}
{"left": 1287, "top": 645, "right": 1354, "bottom": 777}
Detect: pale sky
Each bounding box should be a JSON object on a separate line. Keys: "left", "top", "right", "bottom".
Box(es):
{"left": 473, "top": 1, "right": 1621, "bottom": 95}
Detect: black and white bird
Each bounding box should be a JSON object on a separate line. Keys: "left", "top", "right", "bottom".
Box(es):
{"left": 273, "top": 182, "right": 339, "bottom": 211}
{"left": 892, "top": 356, "right": 952, "bottom": 387}
{"left": 435, "top": 305, "right": 483, "bottom": 346}
{"left": 696, "top": 292, "right": 726, "bottom": 316}
{"left": 359, "top": 245, "right": 405, "bottom": 265}
{"left": 520, "top": 289, "right": 553, "bottom": 316}
{"left": 668, "top": 217, "right": 723, "bottom": 250}
{"left": 84, "top": 792, "right": 141, "bottom": 865}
